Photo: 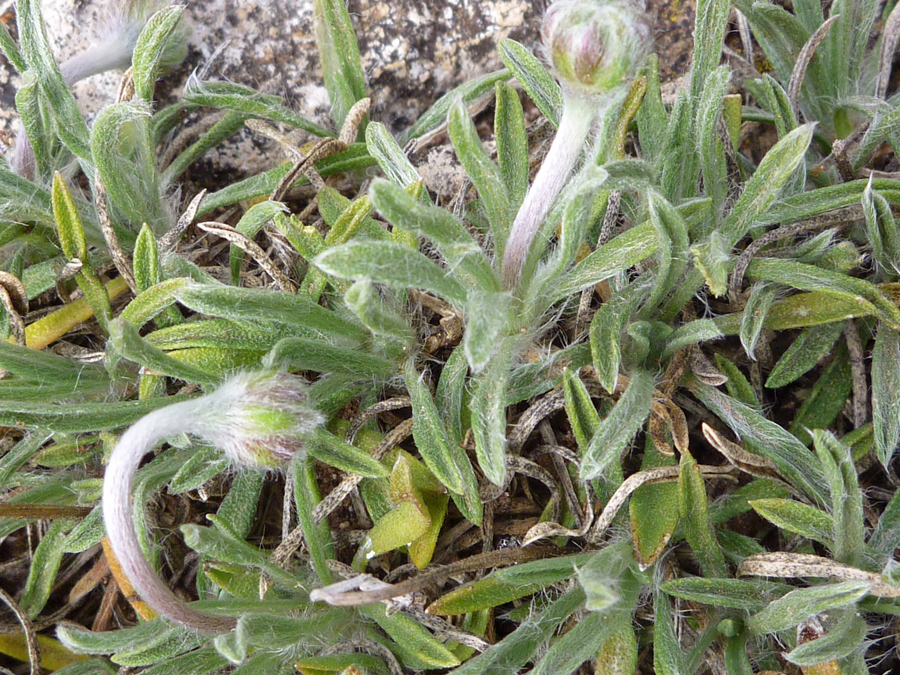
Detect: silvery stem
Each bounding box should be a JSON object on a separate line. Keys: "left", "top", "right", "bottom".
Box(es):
{"left": 501, "top": 93, "right": 597, "bottom": 289}
{"left": 102, "top": 400, "right": 238, "bottom": 634}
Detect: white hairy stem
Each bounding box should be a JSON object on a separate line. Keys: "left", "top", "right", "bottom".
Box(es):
{"left": 501, "top": 93, "right": 597, "bottom": 289}
{"left": 102, "top": 400, "right": 238, "bottom": 634}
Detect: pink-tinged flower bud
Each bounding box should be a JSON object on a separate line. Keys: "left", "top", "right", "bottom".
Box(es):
{"left": 542, "top": 0, "right": 651, "bottom": 97}
{"left": 102, "top": 371, "right": 323, "bottom": 634}
{"left": 196, "top": 371, "right": 324, "bottom": 469}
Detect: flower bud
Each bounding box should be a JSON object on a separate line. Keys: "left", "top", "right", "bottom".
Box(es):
{"left": 542, "top": 0, "right": 651, "bottom": 97}
{"left": 196, "top": 371, "right": 324, "bottom": 469}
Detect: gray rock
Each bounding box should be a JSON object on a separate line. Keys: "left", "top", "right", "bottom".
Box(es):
{"left": 0, "top": 0, "right": 695, "bottom": 184}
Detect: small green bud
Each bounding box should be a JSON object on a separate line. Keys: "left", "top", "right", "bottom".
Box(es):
{"left": 201, "top": 371, "right": 324, "bottom": 469}
{"left": 542, "top": 0, "right": 651, "bottom": 97}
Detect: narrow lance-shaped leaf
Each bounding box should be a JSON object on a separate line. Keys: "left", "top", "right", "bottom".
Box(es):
{"left": 720, "top": 123, "right": 814, "bottom": 245}
{"left": 679, "top": 449, "right": 727, "bottom": 578}
{"left": 750, "top": 498, "right": 834, "bottom": 546}
{"left": 747, "top": 581, "right": 871, "bottom": 636}
{"left": 312, "top": 0, "right": 367, "bottom": 132}
{"left": 448, "top": 97, "right": 511, "bottom": 255}
{"left": 766, "top": 321, "right": 845, "bottom": 388}
{"left": 369, "top": 179, "right": 497, "bottom": 291}
{"left": 645, "top": 191, "right": 690, "bottom": 314}
{"left": 131, "top": 5, "right": 186, "bottom": 102}
{"left": 471, "top": 345, "right": 515, "bottom": 487}
{"left": 690, "top": 381, "right": 828, "bottom": 505}
{"left": 17, "top": 0, "right": 92, "bottom": 163}
{"left": 581, "top": 370, "right": 654, "bottom": 482}
{"left": 494, "top": 80, "right": 529, "bottom": 210}
{"left": 872, "top": 324, "right": 900, "bottom": 469}
{"left": 813, "top": 430, "right": 865, "bottom": 567}
{"left": 52, "top": 173, "right": 112, "bottom": 331}
{"left": 498, "top": 38, "right": 562, "bottom": 127}
{"left": 403, "top": 360, "right": 465, "bottom": 494}
{"left": 314, "top": 240, "right": 470, "bottom": 306}
{"left": 365, "top": 122, "right": 420, "bottom": 187}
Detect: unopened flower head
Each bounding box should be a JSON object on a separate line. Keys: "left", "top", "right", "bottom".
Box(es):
{"left": 196, "top": 371, "right": 324, "bottom": 469}
{"left": 101, "top": 370, "right": 323, "bottom": 634}
{"left": 542, "top": 0, "right": 651, "bottom": 98}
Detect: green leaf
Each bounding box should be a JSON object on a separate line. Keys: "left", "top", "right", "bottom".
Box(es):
{"left": 57, "top": 619, "right": 175, "bottom": 656}
{"left": 749, "top": 498, "right": 834, "bottom": 546}
{"left": 131, "top": 6, "right": 186, "bottom": 102}
{"left": 462, "top": 290, "right": 510, "bottom": 371}
{"left": 662, "top": 577, "right": 791, "bottom": 612}
{"left": 402, "top": 70, "right": 511, "bottom": 144}
{"left": 365, "top": 122, "right": 420, "bottom": 187}
{"left": 691, "top": 0, "right": 731, "bottom": 99}
{"left": 306, "top": 427, "right": 390, "bottom": 479}
{"left": 789, "top": 341, "right": 852, "bottom": 445}
{"left": 343, "top": 280, "right": 414, "bottom": 345}
{"left": 293, "top": 456, "right": 334, "bottom": 584}
{"left": 554, "top": 223, "right": 658, "bottom": 302}
{"left": 183, "top": 81, "right": 332, "bottom": 138}
{"left": 448, "top": 98, "right": 511, "bottom": 254}
{"left": 645, "top": 191, "right": 690, "bottom": 314}
{"left": 181, "top": 521, "right": 302, "bottom": 592}
{"left": 563, "top": 368, "right": 601, "bottom": 453}
{"left": 653, "top": 586, "right": 685, "bottom": 675}
{"left": 15, "top": 70, "right": 51, "bottom": 180}
{"left": 0, "top": 394, "right": 195, "bottom": 433}
{"left": 871, "top": 486, "right": 900, "bottom": 564}
{"left": 581, "top": 370, "right": 654, "bottom": 482}
{"left": 313, "top": 0, "right": 367, "bottom": 131}
{"left": 747, "top": 581, "right": 871, "bottom": 636}
{"left": 494, "top": 80, "right": 529, "bottom": 210}
{"left": 690, "top": 381, "right": 828, "bottom": 505}
{"left": 679, "top": 450, "right": 727, "bottom": 578}
{"left": 695, "top": 65, "right": 732, "bottom": 212}
{"left": 740, "top": 282, "right": 779, "bottom": 359}
{"left": 358, "top": 604, "right": 460, "bottom": 669}
{"left": 873, "top": 324, "right": 900, "bottom": 468}
{"left": 470, "top": 345, "right": 515, "bottom": 486}
{"left": 109, "top": 318, "right": 219, "bottom": 385}
{"left": 721, "top": 124, "right": 815, "bottom": 245}
{"left": 139, "top": 648, "right": 229, "bottom": 675}
{"left": 446, "top": 587, "right": 585, "bottom": 675}
{"left": 92, "top": 102, "right": 166, "bottom": 234}
{"left": 590, "top": 282, "right": 650, "bottom": 393}
{"left": 314, "top": 240, "right": 470, "bottom": 306}
{"left": 175, "top": 284, "right": 369, "bottom": 344}
{"left": 194, "top": 143, "right": 376, "bottom": 210}
{"left": 630, "top": 438, "right": 678, "bottom": 568}
{"left": 531, "top": 612, "right": 615, "bottom": 675}
{"left": 20, "top": 519, "right": 71, "bottom": 617}
{"left": 813, "top": 430, "right": 865, "bottom": 567}
{"left": 784, "top": 610, "right": 869, "bottom": 666}
{"left": 766, "top": 322, "right": 845, "bottom": 388}
{"left": 17, "top": 0, "right": 92, "bottom": 163}
{"left": 369, "top": 178, "right": 496, "bottom": 291}
{"left": 265, "top": 337, "right": 395, "bottom": 378}
{"left": 746, "top": 257, "right": 900, "bottom": 330}
{"left": 229, "top": 200, "right": 288, "bottom": 284}
{"left": 498, "top": 39, "right": 562, "bottom": 127}
{"left": 366, "top": 501, "right": 431, "bottom": 557}
{"left": 404, "top": 360, "right": 468, "bottom": 495}
{"left": 659, "top": 92, "right": 696, "bottom": 203}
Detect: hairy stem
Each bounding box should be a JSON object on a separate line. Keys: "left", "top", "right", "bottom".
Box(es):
{"left": 501, "top": 93, "right": 597, "bottom": 289}
{"left": 102, "top": 401, "right": 238, "bottom": 634}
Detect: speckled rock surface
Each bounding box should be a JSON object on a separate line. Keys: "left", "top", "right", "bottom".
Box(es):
{"left": 0, "top": 0, "right": 696, "bottom": 185}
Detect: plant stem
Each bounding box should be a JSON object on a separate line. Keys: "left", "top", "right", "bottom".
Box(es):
{"left": 102, "top": 401, "right": 238, "bottom": 634}
{"left": 501, "top": 93, "right": 597, "bottom": 290}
